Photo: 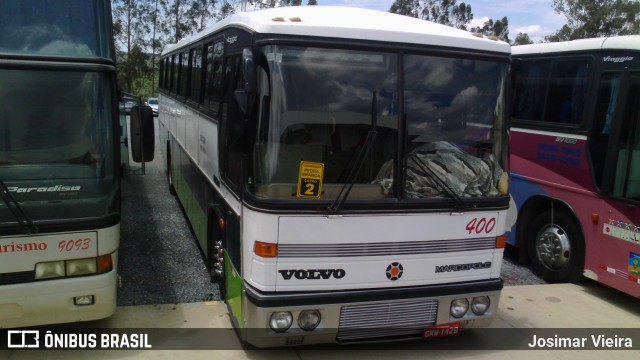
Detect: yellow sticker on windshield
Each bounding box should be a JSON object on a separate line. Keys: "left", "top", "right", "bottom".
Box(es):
{"left": 297, "top": 161, "right": 324, "bottom": 199}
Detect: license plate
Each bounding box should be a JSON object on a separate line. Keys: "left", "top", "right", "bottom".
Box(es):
{"left": 422, "top": 322, "right": 461, "bottom": 339}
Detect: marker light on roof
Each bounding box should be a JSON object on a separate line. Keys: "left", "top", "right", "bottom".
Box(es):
{"left": 272, "top": 17, "right": 285, "bottom": 22}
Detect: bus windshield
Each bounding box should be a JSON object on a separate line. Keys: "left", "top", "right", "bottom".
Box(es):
{"left": 0, "top": 68, "right": 116, "bottom": 227}
{"left": 0, "top": 0, "right": 112, "bottom": 59}
{"left": 251, "top": 45, "right": 508, "bottom": 203}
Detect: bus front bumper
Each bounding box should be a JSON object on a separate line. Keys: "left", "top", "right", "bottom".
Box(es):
{"left": 0, "top": 266, "right": 118, "bottom": 328}
{"left": 239, "top": 278, "right": 503, "bottom": 348}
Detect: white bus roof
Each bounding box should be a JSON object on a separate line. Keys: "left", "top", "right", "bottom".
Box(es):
{"left": 512, "top": 35, "right": 640, "bottom": 56}
{"left": 162, "top": 6, "right": 510, "bottom": 56}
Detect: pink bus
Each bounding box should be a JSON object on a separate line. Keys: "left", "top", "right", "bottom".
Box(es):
{"left": 508, "top": 36, "right": 640, "bottom": 298}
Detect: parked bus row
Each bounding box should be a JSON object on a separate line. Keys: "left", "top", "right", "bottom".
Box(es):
{"left": 1, "top": 0, "right": 637, "bottom": 349}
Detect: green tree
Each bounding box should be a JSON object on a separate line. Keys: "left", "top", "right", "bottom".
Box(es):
{"left": 513, "top": 32, "right": 534, "bottom": 45}
{"left": 248, "top": 0, "right": 318, "bottom": 9}
{"left": 422, "top": 0, "right": 473, "bottom": 29}
{"left": 253, "top": 0, "right": 279, "bottom": 8}
{"left": 389, "top": 0, "right": 473, "bottom": 30}
{"left": 470, "top": 16, "right": 510, "bottom": 43}
{"left": 160, "top": 0, "right": 198, "bottom": 43}
{"left": 389, "top": 0, "right": 420, "bottom": 18}
{"left": 112, "top": 0, "right": 154, "bottom": 93}
{"left": 547, "top": 0, "right": 640, "bottom": 41}
{"left": 187, "top": 0, "right": 218, "bottom": 32}
{"left": 217, "top": 0, "right": 235, "bottom": 19}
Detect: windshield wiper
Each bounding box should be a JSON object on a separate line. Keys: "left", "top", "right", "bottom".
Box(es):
{"left": 328, "top": 91, "right": 378, "bottom": 214}
{"left": 408, "top": 153, "right": 468, "bottom": 212}
{"left": 0, "top": 180, "right": 39, "bottom": 234}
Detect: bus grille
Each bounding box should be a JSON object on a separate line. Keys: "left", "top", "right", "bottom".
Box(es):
{"left": 337, "top": 300, "right": 438, "bottom": 341}
{"left": 0, "top": 271, "right": 35, "bottom": 285}
{"left": 278, "top": 238, "right": 495, "bottom": 257}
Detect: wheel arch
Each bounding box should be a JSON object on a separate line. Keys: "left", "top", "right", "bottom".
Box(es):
{"left": 516, "top": 195, "right": 585, "bottom": 263}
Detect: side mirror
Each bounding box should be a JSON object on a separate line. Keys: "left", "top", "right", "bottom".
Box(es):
{"left": 242, "top": 47, "right": 256, "bottom": 93}
{"left": 130, "top": 105, "right": 155, "bottom": 163}
{"left": 234, "top": 48, "right": 256, "bottom": 115}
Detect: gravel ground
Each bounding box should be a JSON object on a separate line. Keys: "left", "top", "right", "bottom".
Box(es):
{"left": 501, "top": 249, "right": 546, "bottom": 286}
{"left": 116, "top": 119, "right": 543, "bottom": 306}
{"left": 117, "top": 119, "right": 220, "bottom": 306}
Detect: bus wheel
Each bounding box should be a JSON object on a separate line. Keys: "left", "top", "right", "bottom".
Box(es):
{"left": 208, "top": 214, "right": 226, "bottom": 299}
{"left": 167, "top": 145, "right": 176, "bottom": 195}
{"left": 528, "top": 210, "right": 584, "bottom": 283}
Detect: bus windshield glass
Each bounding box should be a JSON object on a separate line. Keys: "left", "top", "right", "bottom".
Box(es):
{"left": 0, "top": 0, "right": 112, "bottom": 59}
{"left": 251, "top": 45, "right": 508, "bottom": 203}
{"left": 0, "top": 69, "right": 116, "bottom": 226}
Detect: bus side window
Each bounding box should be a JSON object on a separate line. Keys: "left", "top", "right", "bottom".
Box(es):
{"left": 543, "top": 60, "right": 588, "bottom": 125}
{"left": 170, "top": 55, "right": 178, "bottom": 94}
{"left": 189, "top": 46, "right": 202, "bottom": 103}
{"left": 178, "top": 50, "right": 189, "bottom": 98}
{"left": 590, "top": 73, "right": 620, "bottom": 190}
{"left": 220, "top": 55, "right": 245, "bottom": 192}
{"left": 512, "top": 60, "right": 549, "bottom": 121}
{"left": 204, "top": 41, "right": 224, "bottom": 115}
{"left": 612, "top": 73, "right": 640, "bottom": 200}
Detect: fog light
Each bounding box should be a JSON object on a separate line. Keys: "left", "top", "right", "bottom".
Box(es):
{"left": 269, "top": 311, "right": 293, "bottom": 333}
{"left": 298, "top": 310, "right": 321, "bottom": 331}
{"left": 471, "top": 296, "right": 491, "bottom": 315}
{"left": 450, "top": 298, "right": 469, "bottom": 318}
{"left": 35, "top": 261, "right": 65, "bottom": 280}
{"left": 74, "top": 295, "right": 95, "bottom": 306}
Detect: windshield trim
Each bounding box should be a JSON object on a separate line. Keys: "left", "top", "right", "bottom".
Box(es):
{"left": 0, "top": 67, "right": 121, "bottom": 228}
{"left": 241, "top": 192, "right": 510, "bottom": 214}
{"left": 246, "top": 43, "right": 508, "bottom": 212}
{"left": 0, "top": 213, "right": 120, "bottom": 237}
{"left": 253, "top": 35, "right": 511, "bottom": 63}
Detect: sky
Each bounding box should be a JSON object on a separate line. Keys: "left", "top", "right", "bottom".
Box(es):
{"left": 313, "top": 0, "right": 568, "bottom": 42}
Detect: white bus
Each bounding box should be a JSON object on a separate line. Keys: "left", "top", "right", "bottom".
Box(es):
{"left": 0, "top": 0, "right": 153, "bottom": 327}
{"left": 158, "top": 6, "right": 510, "bottom": 347}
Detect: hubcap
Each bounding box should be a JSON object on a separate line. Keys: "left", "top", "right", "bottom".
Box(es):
{"left": 535, "top": 225, "right": 571, "bottom": 270}
{"left": 213, "top": 240, "right": 224, "bottom": 276}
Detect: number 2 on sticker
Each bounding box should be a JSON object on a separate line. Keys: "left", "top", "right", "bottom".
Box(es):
{"left": 304, "top": 183, "right": 315, "bottom": 195}
{"left": 466, "top": 217, "right": 496, "bottom": 234}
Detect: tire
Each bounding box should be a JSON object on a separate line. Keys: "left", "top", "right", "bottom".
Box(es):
{"left": 167, "top": 145, "right": 177, "bottom": 196}
{"left": 207, "top": 212, "right": 226, "bottom": 300}
{"left": 527, "top": 210, "right": 584, "bottom": 283}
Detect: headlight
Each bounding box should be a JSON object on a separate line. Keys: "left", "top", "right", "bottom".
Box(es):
{"left": 35, "top": 261, "right": 65, "bottom": 279}
{"left": 67, "top": 258, "right": 97, "bottom": 276}
{"left": 269, "top": 311, "right": 293, "bottom": 333}
{"left": 471, "top": 296, "right": 491, "bottom": 315}
{"left": 450, "top": 298, "right": 469, "bottom": 318}
{"left": 298, "top": 310, "right": 321, "bottom": 331}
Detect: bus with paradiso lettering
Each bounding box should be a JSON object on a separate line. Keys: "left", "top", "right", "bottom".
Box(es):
{"left": 0, "top": 0, "right": 153, "bottom": 327}
{"left": 509, "top": 35, "right": 640, "bottom": 298}
{"left": 158, "top": 6, "right": 511, "bottom": 346}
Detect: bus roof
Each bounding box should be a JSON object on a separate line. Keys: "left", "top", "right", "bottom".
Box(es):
{"left": 162, "top": 6, "right": 510, "bottom": 56}
{"left": 512, "top": 35, "right": 640, "bottom": 56}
